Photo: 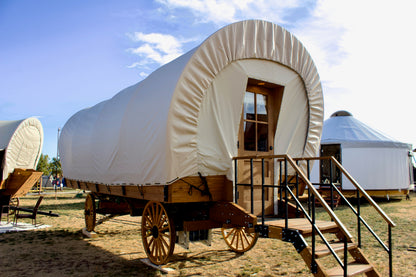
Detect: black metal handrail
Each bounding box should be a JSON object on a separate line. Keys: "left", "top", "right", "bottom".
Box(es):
{"left": 233, "top": 154, "right": 351, "bottom": 274}
{"left": 301, "top": 156, "right": 394, "bottom": 277}
{"left": 284, "top": 179, "right": 346, "bottom": 270}
{"left": 233, "top": 154, "right": 395, "bottom": 277}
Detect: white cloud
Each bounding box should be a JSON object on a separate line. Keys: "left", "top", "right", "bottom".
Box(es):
{"left": 127, "top": 32, "right": 184, "bottom": 66}
{"left": 156, "top": 0, "right": 302, "bottom": 25}
{"left": 139, "top": 72, "right": 149, "bottom": 78}
{"left": 131, "top": 0, "right": 416, "bottom": 145}
{"left": 294, "top": 0, "right": 416, "bottom": 144}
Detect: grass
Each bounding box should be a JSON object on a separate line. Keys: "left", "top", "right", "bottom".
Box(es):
{"left": 0, "top": 190, "right": 415, "bottom": 276}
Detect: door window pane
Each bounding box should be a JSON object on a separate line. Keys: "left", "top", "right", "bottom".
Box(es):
{"left": 257, "top": 123, "right": 268, "bottom": 152}
{"left": 256, "top": 94, "right": 268, "bottom": 122}
{"left": 244, "top": 92, "right": 255, "bottom": 120}
{"left": 244, "top": 122, "right": 256, "bottom": 151}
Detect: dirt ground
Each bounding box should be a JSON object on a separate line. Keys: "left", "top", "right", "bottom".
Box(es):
{"left": 0, "top": 190, "right": 415, "bottom": 276}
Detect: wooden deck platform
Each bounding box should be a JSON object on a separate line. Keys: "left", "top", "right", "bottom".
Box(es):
{"left": 266, "top": 218, "right": 339, "bottom": 236}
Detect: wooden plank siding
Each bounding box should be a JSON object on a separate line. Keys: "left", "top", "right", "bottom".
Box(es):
{"left": 65, "top": 175, "right": 233, "bottom": 204}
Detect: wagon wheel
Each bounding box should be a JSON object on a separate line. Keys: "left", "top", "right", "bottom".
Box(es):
{"left": 84, "top": 193, "right": 96, "bottom": 232}
{"left": 141, "top": 201, "right": 175, "bottom": 265}
{"left": 222, "top": 226, "right": 259, "bottom": 253}
{"left": 8, "top": 198, "right": 19, "bottom": 216}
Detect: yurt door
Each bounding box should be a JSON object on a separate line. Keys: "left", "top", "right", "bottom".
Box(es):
{"left": 237, "top": 79, "right": 283, "bottom": 215}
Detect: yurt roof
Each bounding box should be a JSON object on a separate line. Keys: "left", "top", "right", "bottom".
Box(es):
{"left": 59, "top": 20, "right": 324, "bottom": 185}
{"left": 321, "top": 111, "right": 410, "bottom": 148}
{"left": 0, "top": 117, "right": 43, "bottom": 180}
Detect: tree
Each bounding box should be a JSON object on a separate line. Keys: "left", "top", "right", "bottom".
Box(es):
{"left": 50, "top": 157, "right": 62, "bottom": 177}
{"left": 36, "top": 154, "right": 51, "bottom": 175}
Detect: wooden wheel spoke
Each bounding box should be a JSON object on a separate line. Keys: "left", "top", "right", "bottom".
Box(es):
{"left": 236, "top": 231, "right": 241, "bottom": 249}
{"left": 222, "top": 226, "right": 258, "bottom": 253}
{"left": 240, "top": 231, "right": 247, "bottom": 249}
{"left": 156, "top": 207, "right": 164, "bottom": 227}
{"left": 150, "top": 203, "right": 156, "bottom": 224}
{"left": 224, "top": 228, "right": 235, "bottom": 240}
{"left": 230, "top": 229, "right": 238, "bottom": 246}
{"left": 160, "top": 235, "right": 169, "bottom": 249}
{"left": 158, "top": 214, "right": 167, "bottom": 228}
{"left": 150, "top": 238, "right": 156, "bottom": 256}
{"left": 154, "top": 239, "right": 160, "bottom": 260}
{"left": 145, "top": 214, "right": 153, "bottom": 227}
{"left": 159, "top": 238, "right": 167, "bottom": 257}
{"left": 241, "top": 230, "right": 251, "bottom": 245}
{"left": 160, "top": 232, "right": 171, "bottom": 239}
{"left": 148, "top": 237, "right": 155, "bottom": 247}
{"left": 159, "top": 225, "right": 170, "bottom": 233}
{"left": 141, "top": 201, "right": 175, "bottom": 265}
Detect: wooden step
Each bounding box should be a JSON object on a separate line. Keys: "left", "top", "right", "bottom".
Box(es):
{"left": 312, "top": 242, "right": 358, "bottom": 258}
{"left": 326, "top": 262, "right": 374, "bottom": 277}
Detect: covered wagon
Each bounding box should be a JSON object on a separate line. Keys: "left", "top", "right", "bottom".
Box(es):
{"left": 0, "top": 117, "right": 43, "bottom": 220}
{"left": 59, "top": 20, "right": 390, "bottom": 276}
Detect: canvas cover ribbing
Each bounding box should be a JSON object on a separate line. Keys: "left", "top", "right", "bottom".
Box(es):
{"left": 0, "top": 118, "right": 43, "bottom": 181}
{"left": 59, "top": 20, "right": 324, "bottom": 185}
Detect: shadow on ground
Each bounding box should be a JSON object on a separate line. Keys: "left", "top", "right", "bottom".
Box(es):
{"left": 0, "top": 229, "right": 160, "bottom": 277}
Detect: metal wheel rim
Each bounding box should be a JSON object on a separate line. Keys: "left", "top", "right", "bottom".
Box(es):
{"left": 141, "top": 201, "right": 175, "bottom": 265}
{"left": 84, "top": 193, "right": 96, "bottom": 232}
{"left": 222, "top": 226, "right": 259, "bottom": 253}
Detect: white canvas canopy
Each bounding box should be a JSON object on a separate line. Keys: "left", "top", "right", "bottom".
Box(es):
{"left": 0, "top": 118, "right": 43, "bottom": 181}
{"left": 59, "top": 20, "right": 324, "bottom": 185}
{"left": 311, "top": 111, "right": 412, "bottom": 192}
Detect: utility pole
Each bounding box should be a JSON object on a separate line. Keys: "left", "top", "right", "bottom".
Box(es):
{"left": 57, "top": 127, "right": 61, "bottom": 160}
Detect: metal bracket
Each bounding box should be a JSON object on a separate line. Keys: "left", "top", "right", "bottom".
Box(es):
{"left": 311, "top": 260, "right": 318, "bottom": 274}
{"left": 164, "top": 185, "right": 169, "bottom": 202}
{"left": 282, "top": 229, "right": 308, "bottom": 253}
{"left": 255, "top": 225, "right": 269, "bottom": 238}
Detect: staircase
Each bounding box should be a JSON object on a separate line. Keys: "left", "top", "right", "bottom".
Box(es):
{"left": 263, "top": 218, "right": 379, "bottom": 276}
{"left": 234, "top": 154, "right": 395, "bottom": 277}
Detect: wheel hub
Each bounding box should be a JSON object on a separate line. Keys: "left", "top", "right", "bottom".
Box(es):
{"left": 151, "top": 225, "right": 159, "bottom": 238}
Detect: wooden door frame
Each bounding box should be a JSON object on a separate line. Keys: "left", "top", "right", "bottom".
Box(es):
{"left": 236, "top": 78, "right": 284, "bottom": 215}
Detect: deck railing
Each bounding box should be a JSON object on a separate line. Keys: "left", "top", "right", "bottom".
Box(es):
{"left": 233, "top": 154, "right": 394, "bottom": 277}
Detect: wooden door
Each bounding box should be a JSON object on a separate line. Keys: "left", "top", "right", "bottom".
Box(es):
{"left": 320, "top": 144, "right": 342, "bottom": 185}
{"left": 237, "top": 79, "right": 283, "bottom": 215}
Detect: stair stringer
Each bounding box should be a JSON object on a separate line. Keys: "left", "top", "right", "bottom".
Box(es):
{"left": 333, "top": 231, "right": 381, "bottom": 277}
{"left": 283, "top": 229, "right": 327, "bottom": 276}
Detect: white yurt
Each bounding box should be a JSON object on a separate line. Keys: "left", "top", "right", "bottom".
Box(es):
{"left": 59, "top": 20, "right": 324, "bottom": 190}
{"left": 0, "top": 117, "right": 43, "bottom": 183}
{"left": 312, "top": 111, "right": 412, "bottom": 197}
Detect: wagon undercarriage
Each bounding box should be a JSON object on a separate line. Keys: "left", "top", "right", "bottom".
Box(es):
{"left": 66, "top": 155, "right": 394, "bottom": 276}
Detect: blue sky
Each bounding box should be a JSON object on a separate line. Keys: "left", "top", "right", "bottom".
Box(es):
{"left": 1, "top": 0, "right": 415, "bottom": 158}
